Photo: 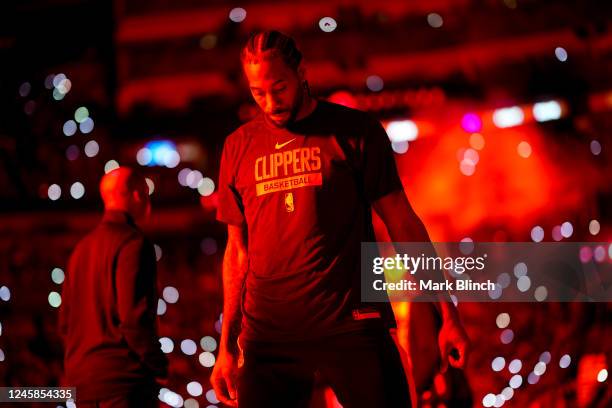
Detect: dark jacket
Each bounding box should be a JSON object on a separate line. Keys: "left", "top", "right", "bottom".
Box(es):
{"left": 59, "top": 210, "right": 168, "bottom": 401}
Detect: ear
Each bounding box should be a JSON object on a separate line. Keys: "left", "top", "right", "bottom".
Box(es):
{"left": 297, "top": 62, "right": 306, "bottom": 82}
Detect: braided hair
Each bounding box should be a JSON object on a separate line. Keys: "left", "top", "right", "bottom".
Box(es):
{"left": 241, "top": 30, "right": 303, "bottom": 71}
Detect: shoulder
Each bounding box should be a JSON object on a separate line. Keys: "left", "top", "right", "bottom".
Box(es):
{"left": 95, "top": 221, "right": 148, "bottom": 252}
{"left": 222, "top": 115, "right": 263, "bottom": 149}
{"left": 319, "top": 100, "right": 376, "bottom": 125}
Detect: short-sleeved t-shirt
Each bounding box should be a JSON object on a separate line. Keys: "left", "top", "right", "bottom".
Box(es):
{"left": 217, "top": 100, "right": 403, "bottom": 342}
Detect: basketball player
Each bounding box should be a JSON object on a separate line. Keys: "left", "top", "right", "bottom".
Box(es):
{"left": 211, "top": 31, "right": 469, "bottom": 407}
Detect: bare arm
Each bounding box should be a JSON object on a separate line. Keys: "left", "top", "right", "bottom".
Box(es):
{"left": 211, "top": 223, "right": 248, "bottom": 407}
{"left": 219, "top": 224, "right": 249, "bottom": 355}
{"left": 373, "top": 189, "right": 469, "bottom": 369}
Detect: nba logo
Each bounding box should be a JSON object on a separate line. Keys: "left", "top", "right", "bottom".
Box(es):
{"left": 285, "top": 192, "right": 294, "bottom": 212}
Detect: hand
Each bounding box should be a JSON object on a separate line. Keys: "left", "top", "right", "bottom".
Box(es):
{"left": 210, "top": 349, "right": 239, "bottom": 407}
{"left": 438, "top": 318, "right": 470, "bottom": 372}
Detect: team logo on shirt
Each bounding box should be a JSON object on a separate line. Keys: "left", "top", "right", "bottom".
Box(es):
{"left": 284, "top": 192, "right": 295, "bottom": 212}
{"left": 254, "top": 146, "right": 322, "bottom": 196}
{"left": 275, "top": 138, "right": 296, "bottom": 149}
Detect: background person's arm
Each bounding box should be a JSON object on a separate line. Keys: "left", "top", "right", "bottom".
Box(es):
{"left": 115, "top": 236, "right": 168, "bottom": 378}
{"left": 210, "top": 224, "right": 248, "bottom": 407}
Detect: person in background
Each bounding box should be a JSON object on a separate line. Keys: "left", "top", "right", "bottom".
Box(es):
{"left": 59, "top": 167, "right": 167, "bottom": 408}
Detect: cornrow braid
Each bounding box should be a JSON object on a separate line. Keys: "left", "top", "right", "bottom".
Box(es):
{"left": 241, "top": 30, "right": 303, "bottom": 71}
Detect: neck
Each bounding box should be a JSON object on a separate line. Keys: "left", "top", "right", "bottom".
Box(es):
{"left": 295, "top": 93, "right": 317, "bottom": 121}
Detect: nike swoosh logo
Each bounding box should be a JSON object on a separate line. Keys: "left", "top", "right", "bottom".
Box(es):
{"left": 275, "top": 138, "right": 296, "bottom": 149}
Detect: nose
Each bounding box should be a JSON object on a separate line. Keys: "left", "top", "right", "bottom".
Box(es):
{"left": 265, "top": 93, "right": 280, "bottom": 113}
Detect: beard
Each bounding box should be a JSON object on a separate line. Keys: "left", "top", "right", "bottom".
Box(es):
{"left": 266, "top": 86, "right": 304, "bottom": 128}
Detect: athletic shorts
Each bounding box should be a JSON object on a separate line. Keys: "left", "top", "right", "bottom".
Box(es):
{"left": 237, "top": 328, "right": 411, "bottom": 408}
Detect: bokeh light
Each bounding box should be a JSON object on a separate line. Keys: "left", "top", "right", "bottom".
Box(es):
{"left": 534, "top": 361, "right": 547, "bottom": 376}
{"left": 48, "top": 292, "right": 62, "bottom": 308}
{"left": 177, "top": 168, "right": 191, "bottom": 186}
{"left": 590, "top": 140, "right": 601, "bottom": 155}
{"left": 70, "top": 182, "right": 85, "bottom": 199}
{"left": 517, "top": 275, "right": 531, "bottom": 292}
{"left": 197, "top": 178, "right": 215, "bottom": 196}
{"left": 391, "top": 141, "right": 409, "bottom": 154}
{"left": 104, "top": 160, "right": 120, "bottom": 174}
{"left": 157, "top": 299, "right": 167, "bottom": 316}
{"left": 160, "top": 337, "right": 174, "bottom": 353}
{"left": 527, "top": 372, "right": 540, "bottom": 384}
{"left": 200, "top": 336, "right": 217, "bottom": 352}
{"left": 137, "top": 148, "right": 153, "bottom": 166}
{"left": 555, "top": 47, "right": 568, "bottom": 62}
{"left": 552, "top": 225, "right": 563, "bottom": 241}
{"left": 366, "top": 75, "right": 384, "bottom": 92}
{"left": 491, "top": 356, "right": 505, "bottom": 371}
{"left": 79, "top": 117, "right": 94, "bottom": 134}
{"left": 199, "top": 351, "right": 216, "bottom": 367}
{"left": 186, "top": 381, "right": 203, "bottom": 397}
{"left": 560, "top": 221, "right": 573, "bottom": 238}
{"left": 52, "top": 74, "right": 66, "bottom": 88}
{"left": 386, "top": 120, "right": 418, "bottom": 142}
{"left": 597, "top": 369, "right": 608, "bottom": 382}
{"left": 229, "top": 7, "right": 247, "bottom": 23}
{"left": 66, "top": 145, "right": 80, "bottom": 161}
{"left": 186, "top": 170, "right": 203, "bottom": 189}
{"left": 513, "top": 262, "right": 527, "bottom": 278}
{"left": 559, "top": 354, "right": 571, "bottom": 368}
{"left": 539, "top": 351, "right": 551, "bottom": 364}
{"left": 74, "top": 107, "right": 89, "bottom": 123}
{"left": 200, "top": 34, "right": 217, "bottom": 50}
{"left": 48, "top": 184, "right": 61, "bottom": 201}
{"left": 319, "top": 17, "right": 337, "bottom": 32}
{"left": 180, "top": 339, "right": 197, "bottom": 356}
{"left": 533, "top": 100, "right": 562, "bottom": 122}
{"left": 200, "top": 238, "right": 218, "bottom": 255}
{"left": 63, "top": 120, "right": 77, "bottom": 136}
{"left": 461, "top": 113, "right": 482, "bottom": 133}
{"left": 84, "top": 140, "right": 99, "bottom": 157}
{"left": 534, "top": 286, "right": 548, "bottom": 301}
{"left": 146, "top": 178, "right": 155, "bottom": 195}
{"left": 508, "top": 359, "right": 522, "bottom": 374}
{"left": 51, "top": 268, "right": 65, "bottom": 284}
{"left": 469, "top": 133, "right": 485, "bottom": 150}
{"left": 530, "top": 226, "right": 544, "bottom": 242}
{"left": 0, "top": 286, "right": 11, "bottom": 301}
{"left": 496, "top": 313, "right": 510, "bottom": 329}
{"left": 493, "top": 106, "right": 524, "bottom": 128}
{"left": 206, "top": 389, "right": 220, "bottom": 404}
{"left": 588, "top": 219, "right": 600, "bottom": 235}
{"left": 163, "top": 286, "right": 179, "bottom": 304}
{"left": 500, "top": 329, "right": 514, "bottom": 344}
{"left": 427, "top": 13, "right": 443, "bottom": 28}
{"left": 517, "top": 141, "right": 532, "bottom": 158}
{"left": 184, "top": 399, "right": 199, "bottom": 408}
{"left": 19, "top": 82, "right": 31, "bottom": 97}
{"left": 509, "top": 374, "right": 523, "bottom": 389}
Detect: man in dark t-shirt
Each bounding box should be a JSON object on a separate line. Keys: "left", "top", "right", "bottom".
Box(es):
{"left": 60, "top": 167, "right": 167, "bottom": 407}
{"left": 211, "top": 31, "right": 470, "bottom": 408}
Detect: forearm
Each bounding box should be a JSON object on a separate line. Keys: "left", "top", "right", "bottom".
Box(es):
{"left": 219, "top": 241, "right": 248, "bottom": 355}
{"left": 378, "top": 191, "right": 459, "bottom": 324}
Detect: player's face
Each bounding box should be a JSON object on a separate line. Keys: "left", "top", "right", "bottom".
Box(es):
{"left": 244, "top": 57, "right": 303, "bottom": 128}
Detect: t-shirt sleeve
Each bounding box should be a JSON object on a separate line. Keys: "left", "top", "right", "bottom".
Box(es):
{"left": 361, "top": 115, "right": 404, "bottom": 203}
{"left": 216, "top": 132, "right": 246, "bottom": 226}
